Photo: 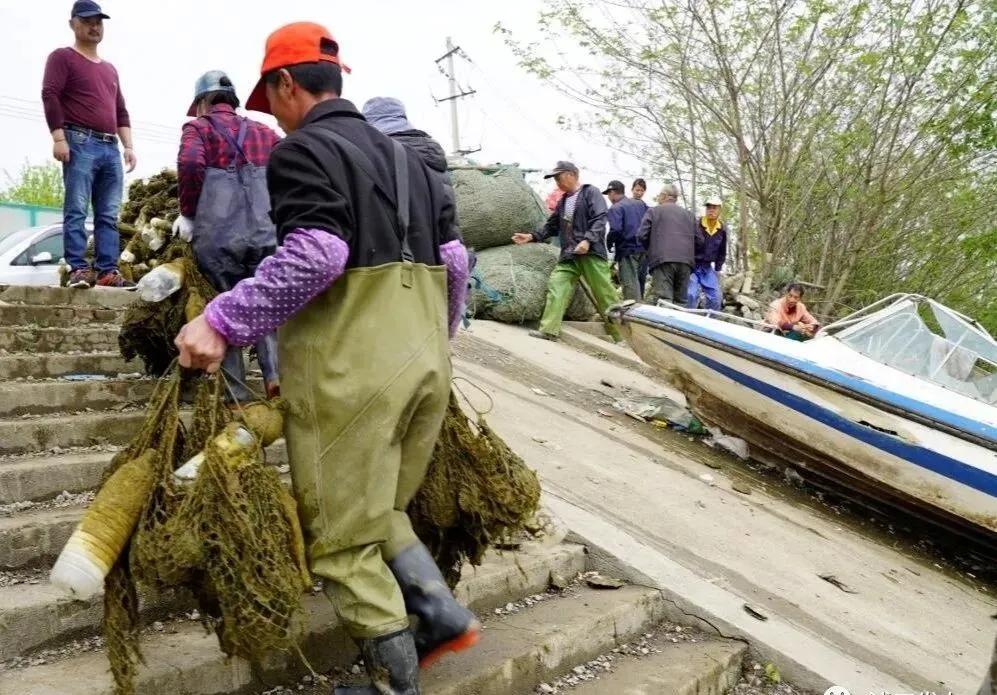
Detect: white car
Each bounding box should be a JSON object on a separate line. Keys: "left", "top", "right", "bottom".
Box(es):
{"left": 0, "top": 223, "right": 93, "bottom": 287}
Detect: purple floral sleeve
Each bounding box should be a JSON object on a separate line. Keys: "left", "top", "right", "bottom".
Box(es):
{"left": 204, "top": 229, "right": 348, "bottom": 347}
{"left": 441, "top": 239, "right": 469, "bottom": 339}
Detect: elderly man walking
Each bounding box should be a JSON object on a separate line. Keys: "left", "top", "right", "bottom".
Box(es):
{"left": 512, "top": 161, "right": 621, "bottom": 342}
{"left": 42, "top": 0, "right": 135, "bottom": 289}
{"left": 637, "top": 184, "right": 696, "bottom": 304}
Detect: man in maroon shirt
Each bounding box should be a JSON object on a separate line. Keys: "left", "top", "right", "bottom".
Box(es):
{"left": 41, "top": 0, "right": 135, "bottom": 289}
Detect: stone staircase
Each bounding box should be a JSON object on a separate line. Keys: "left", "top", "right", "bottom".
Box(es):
{"left": 0, "top": 284, "right": 748, "bottom": 695}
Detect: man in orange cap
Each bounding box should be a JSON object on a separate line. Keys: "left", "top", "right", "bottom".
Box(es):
{"left": 174, "top": 22, "right": 474, "bottom": 695}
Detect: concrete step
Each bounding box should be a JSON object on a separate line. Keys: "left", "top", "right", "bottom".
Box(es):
{"left": 0, "top": 352, "right": 132, "bottom": 380}
{"left": 0, "top": 542, "right": 588, "bottom": 693}
{"left": 0, "top": 378, "right": 154, "bottom": 418}
{"left": 568, "top": 636, "right": 746, "bottom": 695}
{"left": 0, "top": 440, "right": 288, "bottom": 506}
{"left": 0, "top": 451, "right": 112, "bottom": 505}
{"left": 0, "top": 505, "right": 81, "bottom": 569}
{"left": 0, "top": 326, "right": 120, "bottom": 354}
{"left": 0, "top": 303, "right": 122, "bottom": 329}
{"left": 0, "top": 540, "right": 583, "bottom": 663}
{"left": 0, "top": 442, "right": 289, "bottom": 567}
{"left": 0, "top": 411, "right": 145, "bottom": 457}
{"left": 0, "top": 285, "right": 137, "bottom": 309}
{"left": 420, "top": 584, "right": 668, "bottom": 695}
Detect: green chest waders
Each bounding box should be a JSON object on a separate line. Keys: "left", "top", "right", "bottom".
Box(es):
{"left": 278, "top": 138, "right": 451, "bottom": 638}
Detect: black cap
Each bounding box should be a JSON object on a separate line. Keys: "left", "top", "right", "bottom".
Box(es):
{"left": 71, "top": 1, "right": 109, "bottom": 19}
{"left": 543, "top": 160, "right": 579, "bottom": 179}
{"left": 602, "top": 180, "right": 625, "bottom": 195}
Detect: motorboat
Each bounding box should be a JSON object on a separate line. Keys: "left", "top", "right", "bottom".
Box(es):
{"left": 611, "top": 294, "right": 997, "bottom": 541}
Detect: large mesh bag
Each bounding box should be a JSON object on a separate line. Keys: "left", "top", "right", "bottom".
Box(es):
{"left": 409, "top": 388, "right": 542, "bottom": 587}
{"left": 101, "top": 373, "right": 309, "bottom": 695}
{"left": 468, "top": 243, "right": 597, "bottom": 323}
{"left": 452, "top": 167, "right": 548, "bottom": 251}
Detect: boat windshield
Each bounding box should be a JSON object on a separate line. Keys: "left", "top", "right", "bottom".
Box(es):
{"left": 835, "top": 298, "right": 996, "bottom": 404}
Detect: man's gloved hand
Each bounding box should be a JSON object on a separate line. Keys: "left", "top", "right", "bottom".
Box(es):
{"left": 172, "top": 215, "right": 194, "bottom": 242}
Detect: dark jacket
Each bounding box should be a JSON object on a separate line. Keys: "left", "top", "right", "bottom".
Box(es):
{"left": 390, "top": 129, "right": 459, "bottom": 243}
{"left": 533, "top": 184, "right": 609, "bottom": 262}
{"left": 694, "top": 217, "right": 728, "bottom": 272}
{"left": 607, "top": 197, "right": 648, "bottom": 259}
{"left": 638, "top": 203, "right": 696, "bottom": 269}
{"left": 266, "top": 99, "right": 460, "bottom": 268}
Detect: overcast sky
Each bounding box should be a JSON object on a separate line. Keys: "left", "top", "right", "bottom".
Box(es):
{"left": 0, "top": 0, "right": 659, "bottom": 199}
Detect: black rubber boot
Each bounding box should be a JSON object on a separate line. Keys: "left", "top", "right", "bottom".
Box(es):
{"left": 333, "top": 629, "right": 421, "bottom": 695}
{"left": 388, "top": 543, "right": 481, "bottom": 667}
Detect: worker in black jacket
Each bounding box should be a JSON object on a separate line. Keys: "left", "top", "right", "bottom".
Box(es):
{"left": 362, "top": 96, "right": 459, "bottom": 244}
{"left": 512, "top": 160, "right": 621, "bottom": 341}
{"left": 175, "top": 22, "right": 475, "bottom": 695}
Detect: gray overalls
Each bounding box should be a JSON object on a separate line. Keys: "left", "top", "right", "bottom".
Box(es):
{"left": 192, "top": 115, "right": 278, "bottom": 400}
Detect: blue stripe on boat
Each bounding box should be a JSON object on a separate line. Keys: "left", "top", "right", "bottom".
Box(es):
{"left": 630, "top": 305, "right": 997, "bottom": 446}
{"left": 658, "top": 336, "right": 997, "bottom": 497}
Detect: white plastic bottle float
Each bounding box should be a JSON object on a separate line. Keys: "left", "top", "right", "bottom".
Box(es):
{"left": 50, "top": 401, "right": 285, "bottom": 599}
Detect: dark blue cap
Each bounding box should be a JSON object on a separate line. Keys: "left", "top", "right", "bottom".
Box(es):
{"left": 71, "top": 1, "right": 109, "bottom": 19}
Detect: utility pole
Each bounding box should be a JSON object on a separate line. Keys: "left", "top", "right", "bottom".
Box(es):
{"left": 445, "top": 37, "right": 460, "bottom": 156}
{"left": 435, "top": 37, "right": 479, "bottom": 156}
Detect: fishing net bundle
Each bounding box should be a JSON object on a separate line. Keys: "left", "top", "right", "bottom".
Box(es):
{"left": 119, "top": 169, "right": 181, "bottom": 229}
{"left": 117, "top": 170, "right": 181, "bottom": 284}
{"left": 110, "top": 170, "right": 217, "bottom": 376}
{"left": 409, "top": 386, "right": 543, "bottom": 587}
{"left": 117, "top": 239, "right": 217, "bottom": 376}
{"left": 468, "top": 243, "right": 596, "bottom": 324}
{"left": 451, "top": 166, "right": 548, "bottom": 251}
{"left": 101, "top": 370, "right": 309, "bottom": 695}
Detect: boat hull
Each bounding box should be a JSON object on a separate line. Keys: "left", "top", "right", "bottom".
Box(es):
{"left": 622, "top": 312, "right": 997, "bottom": 541}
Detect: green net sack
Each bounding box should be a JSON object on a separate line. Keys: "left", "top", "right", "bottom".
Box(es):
{"left": 468, "top": 243, "right": 597, "bottom": 324}
{"left": 452, "top": 167, "right": 547, "bottom": 251}
{"left": 409, "top": 389, "right": 542, "bottom": 587}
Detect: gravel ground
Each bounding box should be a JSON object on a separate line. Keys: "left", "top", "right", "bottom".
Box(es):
{"left": 0, "top": 443, "right": 122, "bottom": 463}
{"left": 0, "top": 489, "right": 95, "bottom": 517}
{"left": 0, "top": 566, "right": 47, "bottom": 589}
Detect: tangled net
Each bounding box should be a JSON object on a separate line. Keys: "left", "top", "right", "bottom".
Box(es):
{"left": 102, "top": 372, "right": 309, "bottom": 695}
{"left": 409, "top": 387, "right": 542, "bottom": 587}
{"left": 117, "top": 240, "right": 216, "bottom": 376}
{"left": 110, "top": 170, "right": 218, "bottom": 376}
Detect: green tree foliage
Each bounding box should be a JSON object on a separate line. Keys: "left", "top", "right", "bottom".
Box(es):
{"left": 1, "top": 162, "right": 64, "bottom": 209}
{"left": 499, "top": 0, "right": 996, "bottom": 332}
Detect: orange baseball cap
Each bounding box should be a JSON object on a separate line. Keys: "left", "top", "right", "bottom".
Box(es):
{"left": 245, "top": 22, "right": 351, "bottom": 114}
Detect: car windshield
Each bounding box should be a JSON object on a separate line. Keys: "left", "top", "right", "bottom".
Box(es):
{"left": 837, "top": 298, "right": 997, "bottom": 404}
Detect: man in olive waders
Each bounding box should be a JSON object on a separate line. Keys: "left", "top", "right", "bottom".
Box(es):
{"left": 175, "top": 22, "right": 475, "bottom": 694}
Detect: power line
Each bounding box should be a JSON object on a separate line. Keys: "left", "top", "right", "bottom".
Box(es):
{"left": 0, "top": 95, "right": 180, "bottom": 133}
{"left": 0, "top": 104, "right": 180, "bottom": 147}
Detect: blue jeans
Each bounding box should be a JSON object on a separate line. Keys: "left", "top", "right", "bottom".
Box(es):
{"left": 63, "top": 129, "right": 123, "bottom": 273}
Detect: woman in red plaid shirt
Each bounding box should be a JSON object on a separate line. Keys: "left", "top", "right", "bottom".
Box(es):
{"left": 174, "top": 70, "right": 282, "bottom": 400}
